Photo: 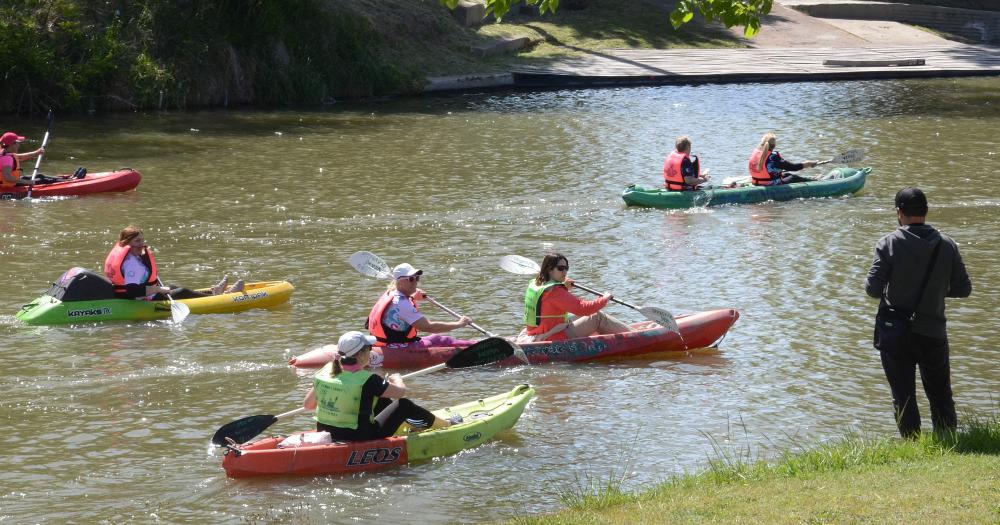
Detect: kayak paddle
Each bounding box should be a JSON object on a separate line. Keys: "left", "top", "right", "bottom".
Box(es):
{"left": 816, "top": 148, "right": 865, "bottom": 166}
{"left": 498, "top": 254, "right": 680, "bottom": 334}
{"left": 25, "top": 110, "right": 54, "bottom": 199}
{"left": 157, "top": 278, "right": 190, "bottom": 324}
{"left": 210, "top": 336, "right": 515, "bottom": 445}
{"left": 348, "top": 250, "right": 530, "bottom": 364}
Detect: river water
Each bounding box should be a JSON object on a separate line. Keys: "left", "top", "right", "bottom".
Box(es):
{"left": 1, "top": 77, "right": 997, "bottom": 523}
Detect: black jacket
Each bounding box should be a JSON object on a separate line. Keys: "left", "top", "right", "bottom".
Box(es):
{"left": 865, "top": 223, "right": 972, "bottom": 339}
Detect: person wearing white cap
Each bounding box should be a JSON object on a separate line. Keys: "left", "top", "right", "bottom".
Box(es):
{"left": 365, "top": 262, "right": 477, "bottom": 350}
{"left": 303, "top": 331, "right": 460, "bottom": 440}
{"left": 1, "top": 131, "right": 45, "bottom": 188}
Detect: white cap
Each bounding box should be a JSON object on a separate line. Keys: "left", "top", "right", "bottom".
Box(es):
{"left": 391, "top": 263, "right": 423, "bottom": 280}
{"left": 337, "top": 331, "right": 376, "bottom": 357}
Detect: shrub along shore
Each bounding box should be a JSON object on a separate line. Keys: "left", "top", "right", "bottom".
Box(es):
{"left": 504, "top": 416, "right": 1000, "bottom": 524}
{"left": 1, "top": 0, "right": 743, "bottom": 115}
{"left": 4, "top": 0, "right": 998, "bottom": 115}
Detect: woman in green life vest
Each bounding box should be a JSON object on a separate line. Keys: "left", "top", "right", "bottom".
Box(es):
{"left": 520, "top": 253, "right": 632, "bottom": 342}
{"left": 302, "top": 331, "right": 460, "bottom": 440}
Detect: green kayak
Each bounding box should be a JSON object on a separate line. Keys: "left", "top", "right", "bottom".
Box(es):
{"left": 621, "top": 166, "right": 871, "bottom": 209}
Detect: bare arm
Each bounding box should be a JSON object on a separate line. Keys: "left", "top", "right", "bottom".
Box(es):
{"left": 412, "top": 315, "right": 470, "bottom": 334}
{"left": 303, "top": 387, "right": 317, "bottom": 410}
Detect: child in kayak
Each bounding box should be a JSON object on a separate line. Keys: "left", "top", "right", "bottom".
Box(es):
{"left": 302, "top": 331, "right": 459, "bottom": 440}
{"left": 519, "top": 253, "right": 632, "bottom": 342}
{"left": 103, "top": 225, "right": 244, "bottom": 300}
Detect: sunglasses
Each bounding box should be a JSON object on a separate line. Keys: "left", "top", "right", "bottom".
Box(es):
{"left": 402, "top": 275, "right": 420, "bottom": 282}
{"left": 555, "top": 265, "right": 569, "bottom": 272}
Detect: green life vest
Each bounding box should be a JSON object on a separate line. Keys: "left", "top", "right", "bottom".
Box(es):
{"left": 524, "top": 280, "right": 569, "bottom": 327}
{"left": 313, "top": 364, "right": 377, "bottom": 429}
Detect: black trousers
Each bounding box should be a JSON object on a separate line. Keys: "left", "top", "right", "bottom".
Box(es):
{"left": 879, "top": 331, "right": 956, "bottom": 437}
{"left": 317, "top": 398, "right": 436, "bottom": 441}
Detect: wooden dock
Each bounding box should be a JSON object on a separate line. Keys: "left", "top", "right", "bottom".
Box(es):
{"left": 510, "top": 44, "right": 1000, "bottom": 87}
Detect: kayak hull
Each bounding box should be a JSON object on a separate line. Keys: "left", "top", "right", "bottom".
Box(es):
{"left": 221, "top": 384, "right": 535, "bottom": 478}
{"left": 621, "top": 167, "right": 870, "bottom": 209}
{"left": 15, "top": 280, "right": 294, "bottom": 325}
{"left": 290, "top": 308, "right": 739, "bottom": 369}
{"left": 0, "top": 169, "right": 141, "bottom": 200}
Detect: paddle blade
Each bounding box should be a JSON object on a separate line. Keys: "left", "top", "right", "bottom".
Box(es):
{"left": 349, "top": 251, "right": 392, "bottom": 279}
{"left": 499, "top": 255, "right": 540, "bottom": 275}
{"left": 446, "top": 337, "right": 516, "bottom": 368}
{"left": 211, "top": 414, "right": 278, "bottom": 445}
{"left": 820, "top": 148, "right": 866, "bottom": 166}
{"left": 170, "top": 301, "right": 190, "bottom": 324}
{"left": 833, "top": 148, "right": 865, "bottom": 165}
{"left": 638, "top": 306, "right": 679, "bottom": 334}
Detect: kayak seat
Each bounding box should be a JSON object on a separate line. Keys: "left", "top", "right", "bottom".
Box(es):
{"left": 46, "top": 267, "right": 116, "bottom": 301}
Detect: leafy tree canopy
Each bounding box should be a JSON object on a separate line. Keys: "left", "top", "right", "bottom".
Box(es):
{"left": 441, "top": 0, "right": 774, "bottom": 38}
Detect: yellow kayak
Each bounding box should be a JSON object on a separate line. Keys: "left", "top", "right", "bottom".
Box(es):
{"left": 16, "top": 278, "right": 294, "bottom": 325}
{"left": 176, "top": 281, "right": 294, "bottom": 314}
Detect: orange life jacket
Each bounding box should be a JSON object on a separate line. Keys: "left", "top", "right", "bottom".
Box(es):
{"left": 366, "top": 290, "right": 419, "bottom": 345}
{"left": 103, "top": 243, "right": 158, "bottom": 295}
{"left": 0, "top": 153, "right": 20, "bottom": 188}
{"left": 663, "top": 151, "right": 699, "bottom": 191}
{"left": 748, "top": 147, "right": 775, "bottom": 186}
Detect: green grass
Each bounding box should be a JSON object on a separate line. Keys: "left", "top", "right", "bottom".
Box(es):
{"left": 504, "top": 415, "right": 1000, "bottom": 524}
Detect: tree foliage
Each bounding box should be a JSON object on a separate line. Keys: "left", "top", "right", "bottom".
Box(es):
{"left": 441, "top": 0, "right": 774, "bottom": 37}
{"left": 0, "top": 0, "right": 416, "bottom": 114}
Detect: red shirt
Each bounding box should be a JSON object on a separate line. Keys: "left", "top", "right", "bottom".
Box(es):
{"left": 526, "top": 285, "right": 609, "bottom": 341}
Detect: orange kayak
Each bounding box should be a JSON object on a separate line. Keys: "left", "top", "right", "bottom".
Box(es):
{"left": 222, "top": 384, "right": 534, "bottom": 478}
{"left": 289, "top": 308, "right": 739, "bottom": 369}
{"left": 0, "top": 169, "right": 141, "bottom": 200}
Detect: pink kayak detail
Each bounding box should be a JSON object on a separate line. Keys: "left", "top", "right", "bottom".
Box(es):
{"left": 289, "top": 308, "right": 739, "bottom": 369}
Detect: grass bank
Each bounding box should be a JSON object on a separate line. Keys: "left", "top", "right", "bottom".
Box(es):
{"left": 506, "top": 416, "right": 1000, "bottom": 524}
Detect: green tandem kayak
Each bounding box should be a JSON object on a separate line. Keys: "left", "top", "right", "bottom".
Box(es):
{"left": 621, "top": 166, "right": 871, "bottom": 209}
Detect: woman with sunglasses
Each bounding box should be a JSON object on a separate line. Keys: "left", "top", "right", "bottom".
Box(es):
{"left": 520, "top": 253, "right": 632, "bottom": 342}
{"left": 366, "top": 262, "right": 476, "bottom": 350}
{"left": 103, "top": 225, "right": 244, "bottom": 300}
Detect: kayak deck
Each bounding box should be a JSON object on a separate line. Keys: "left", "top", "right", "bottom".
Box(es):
{"left": 290, "top": 308, "right": 739, "bottom": 369}
{"left": 0, "top": 169, "right": 141, "bottom": 200}
{"left": 621, "top": 167, "right": 870, "bottom": 209}
{"left": 221, "top": 384, "right": 535, "bottom": 478}
{"left": 16, "top": 280, "right": 294, "bottom": 325}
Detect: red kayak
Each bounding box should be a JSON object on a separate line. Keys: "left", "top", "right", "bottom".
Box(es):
{"left": 290, "top": 308, "right": 739, "bottom": 369}
{"left": 0, "top": 169, "right": 141, "bottom": 200}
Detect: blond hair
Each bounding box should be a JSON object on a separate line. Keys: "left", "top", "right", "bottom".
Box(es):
{"left": 754, "top": 133, "right": 777, "bottom": 172}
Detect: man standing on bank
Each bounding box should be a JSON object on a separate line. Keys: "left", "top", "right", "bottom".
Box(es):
{"left": 865, "top": 187, "right": 972, "bottom": 438}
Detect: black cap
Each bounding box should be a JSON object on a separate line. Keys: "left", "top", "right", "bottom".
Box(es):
{"left": 895, "top": 187, "right": 928, "bottom": 214}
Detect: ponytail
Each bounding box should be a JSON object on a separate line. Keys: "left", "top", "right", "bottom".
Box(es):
{"left": 755, "top": 133, "right": 776, "bottom": 172}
